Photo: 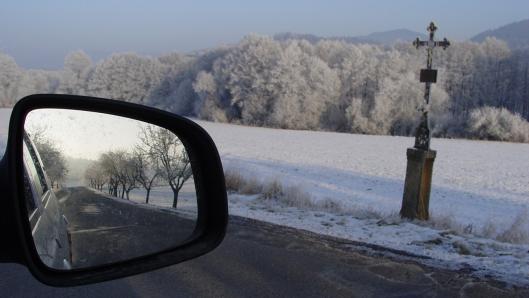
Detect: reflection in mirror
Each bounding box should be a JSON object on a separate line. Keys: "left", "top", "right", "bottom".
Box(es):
{"left": 23, "top": 109, "right": 197, "bottom": 270}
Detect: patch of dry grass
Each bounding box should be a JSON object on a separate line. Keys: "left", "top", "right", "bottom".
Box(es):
{"left": 225, "top": 168, "right": 529, "bottom": 245}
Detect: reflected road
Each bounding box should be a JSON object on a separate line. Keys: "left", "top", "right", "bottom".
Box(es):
{"left": 59, "top": 187, "right": 196, "bottom": 268}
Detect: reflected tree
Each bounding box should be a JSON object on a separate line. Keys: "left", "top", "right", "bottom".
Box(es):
{"left": 119, "top": 154, "right": 139, "bottom": 200}
{"left": 139, "top": 125, "right": 192, "bottom": 208}
{"left": 98, "top": 151, "right": 137, "bottom": 198}
{"left": 84, "top": 163, "right": 107, "bottom": 191}
{"left": 29, "top": 131, "right": 68, "bottom": 189}
{"left": 131, "top": 149, "right": 160, "bottom": 203}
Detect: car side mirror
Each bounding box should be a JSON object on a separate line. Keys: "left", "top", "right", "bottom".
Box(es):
{"left": 0, "top": 94, "right": 228, "bottom": 286}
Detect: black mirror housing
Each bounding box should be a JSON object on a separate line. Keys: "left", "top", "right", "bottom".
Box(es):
{"left": 0, "top": 94, "right": 228, "bottom": 286}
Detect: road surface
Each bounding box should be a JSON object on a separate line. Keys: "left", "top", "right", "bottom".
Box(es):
{"left": 1, "top": 188, "right": 527, "bottom": 297}
{"left": 58, "top": 187, "right": 196, "bottom": 268}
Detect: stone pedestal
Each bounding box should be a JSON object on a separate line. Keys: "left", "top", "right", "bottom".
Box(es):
{"left": 400, "top": 148, "right": 436, "bottom": 220}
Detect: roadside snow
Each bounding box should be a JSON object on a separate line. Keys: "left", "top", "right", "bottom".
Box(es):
{"left": 127, "top": 180, "right": 198, "bottom": 216}
{"left": 193, "top": 119, "right": 529, "bottom": 286}
{"left": 228, "top": 193, "right": 529, "bottom": 286}
{"left": 97, "top": 186, "right": 198, "bottom": 221}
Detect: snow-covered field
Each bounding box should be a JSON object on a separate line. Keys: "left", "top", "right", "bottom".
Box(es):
{"left": 197, "top": 119, "right": 529, "bottom": 230}
{"left": 127, "top": 181, "right": 198, "bottom": 217}
{"left": 2, "top": 108, "right": 529, "bottom": 285}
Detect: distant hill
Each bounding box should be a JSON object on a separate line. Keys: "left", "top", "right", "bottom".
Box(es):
{"left": 359, "top": 29, "right": 428, "bottom": 45}
{"left": 274, "top": 29, "right": 427, "bottom": 46}
{"left": 471, "top": 19, "right": 529, "bottom": 49}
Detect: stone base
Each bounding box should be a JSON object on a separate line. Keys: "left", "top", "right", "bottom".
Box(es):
{"left": 400, "top": 148, "right": 436, "bottom": 220}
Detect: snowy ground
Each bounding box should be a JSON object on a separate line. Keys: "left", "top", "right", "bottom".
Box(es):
{"left": 90, "top": 183, "right": 199, "bottom": 222}
{"left": 126, "top": 180, "right": 198, "bottom": 218}
{"left": 193, "top": 119, "right": 529, "bottom": 286}
{"left": 2, "top": 108, "right": 529, "bottom": 285}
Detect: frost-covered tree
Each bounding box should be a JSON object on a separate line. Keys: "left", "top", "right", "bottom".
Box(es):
{"left": 467, "top": 106, "right": 529, "bottom": 142}
{"left": 60, "top": 50, "right": 92, "bottom": 95}
{"left": 99, "top": 151, "right": 124, "bottom": 197}
{"left": 86, "top": 53, "right": 162, "bottom": 104}
{"left": 139, "top": 125, "right": 192, "bottom": 208}
{"left": 120, "top": 155, "right": 140, "bottom": 200}
{"left": 98, "top": 150, "right": 138, "bottom": 199}
{"left": 17, "top": 70, "right": 61, "bottom": 99}
{"left": 84, "top": 163, "right": 107, "bottom": 191}
{"left": 31, "top": 136, "right": 69, "bottom": 189}
{"left": 212, "top": 35, "right": 283, "bottom": 124}
{"left": 131, "top": 148, "right": 160, "bottom": 204}
{"left": 2, "top": 35, "right": 529, "bottom": 142}
{"left": 270, "top": 41, "right": 340, "bottom": 129}
{"left": 193, "top": 71, "right": 227, "bottom": 121}
{"left": 152, "top": 48, "right": 226, "bottom": 115}
{"left": 317, "top": 42, "right": 383, "bottom": 131}
{"left": 0, "top": 52, "right": 22, "bottom": 107}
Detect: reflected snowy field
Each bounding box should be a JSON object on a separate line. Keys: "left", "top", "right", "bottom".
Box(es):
{"left": 128, "top": 181, "right": 198, "bottom": 217}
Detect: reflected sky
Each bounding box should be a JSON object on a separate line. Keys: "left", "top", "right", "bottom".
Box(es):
{"left": 25, "top": 109, "right": 147, "bottom": 160}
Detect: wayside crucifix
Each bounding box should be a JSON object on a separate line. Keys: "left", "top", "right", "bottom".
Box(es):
{"left": 400, "top": 22, "right": 450, "bottom": 220}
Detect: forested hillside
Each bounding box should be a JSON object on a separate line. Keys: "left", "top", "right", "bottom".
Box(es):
{"left": 1, "top": 35, "right": 529, "bottom": 142}
{"left": 472, "top": 19, "right": 529, "bottom": 49}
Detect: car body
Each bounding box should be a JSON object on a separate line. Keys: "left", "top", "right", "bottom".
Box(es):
{"left": 22, "top": 133, "right": 72, "bottom": 270}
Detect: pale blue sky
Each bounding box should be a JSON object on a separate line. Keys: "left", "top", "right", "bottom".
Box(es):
{"left": 1, "top": 0, "right": 528, "bottom": 69}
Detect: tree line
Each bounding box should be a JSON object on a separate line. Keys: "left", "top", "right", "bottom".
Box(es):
{"left": 84, "top": 125, "right": 192, "bottom": 208}
{"left": 2, "top": 34, "right": 529, "bottom": 142}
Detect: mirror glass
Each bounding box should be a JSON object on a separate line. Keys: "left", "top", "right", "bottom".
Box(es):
{"left": 23, "top": 108, "right": 198, "bottom": 270}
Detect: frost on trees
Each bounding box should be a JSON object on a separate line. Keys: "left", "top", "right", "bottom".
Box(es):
{"left": 1, "top": 33, "right": 529, "bottom": 142}
{"left": 86, "top": 53, "right": 163, "bottom": 104}
{"left": 0, "top": 52, "right": 22, "bottom": 107}
{"left": 61, "top": 50, "right": 92, "bottom": 95}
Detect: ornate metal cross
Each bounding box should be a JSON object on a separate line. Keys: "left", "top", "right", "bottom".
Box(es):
{"left": 412, "top": 22, "right": 450, "bottom": 150}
